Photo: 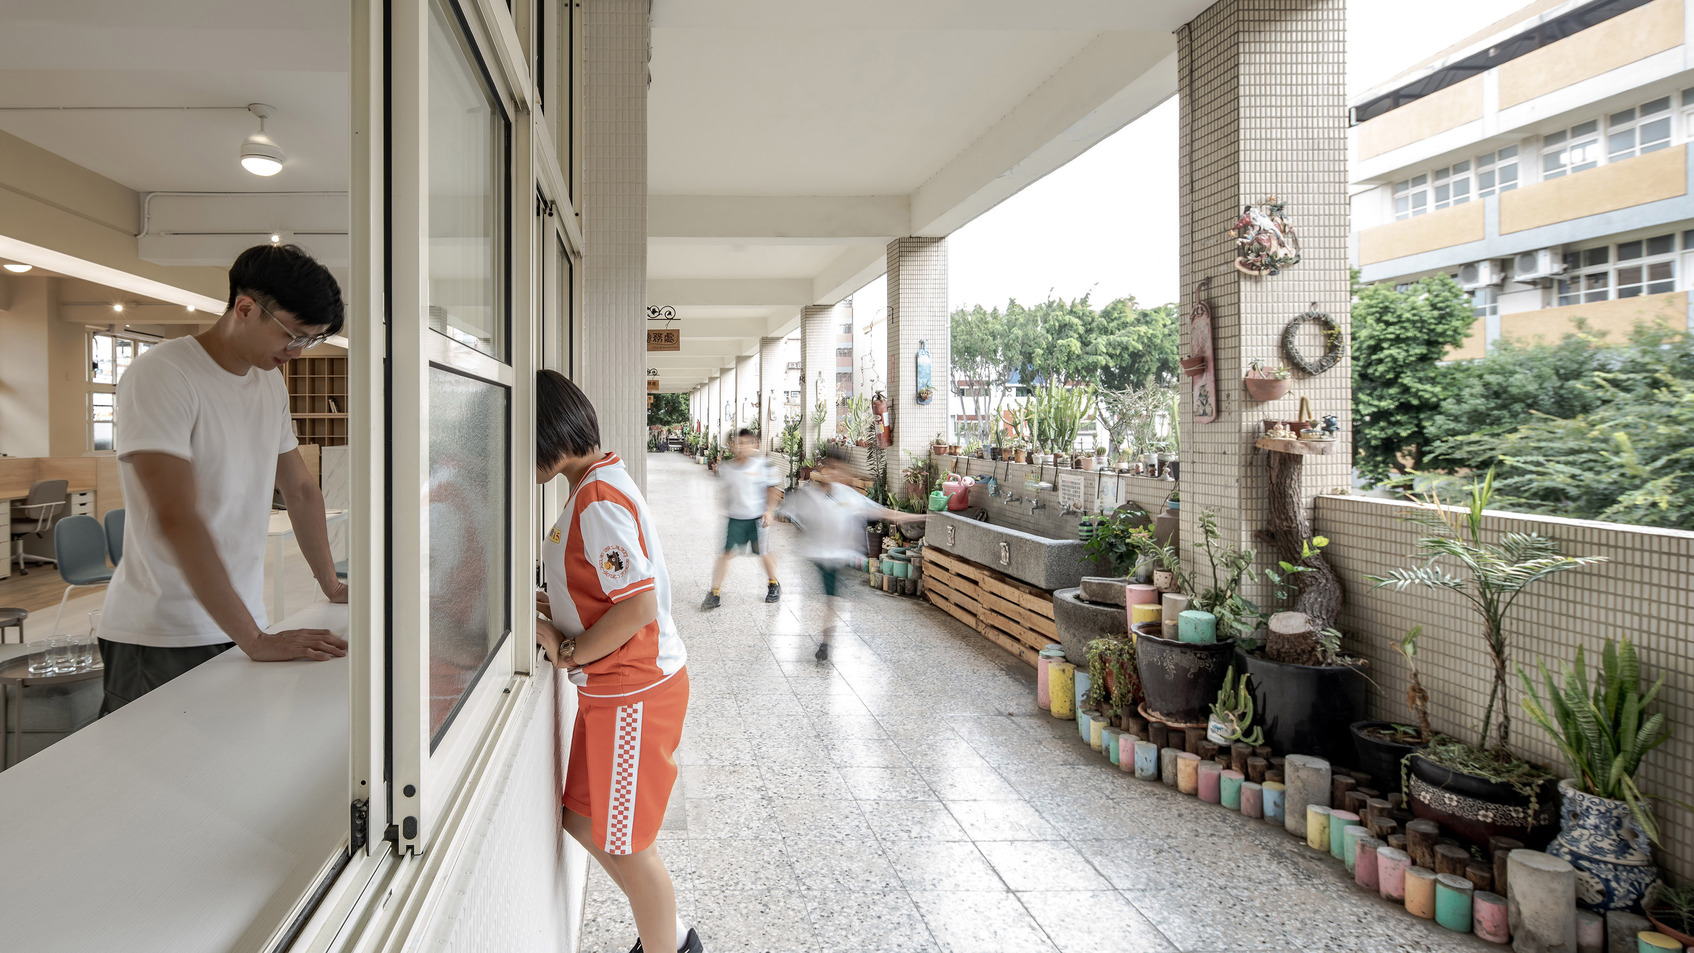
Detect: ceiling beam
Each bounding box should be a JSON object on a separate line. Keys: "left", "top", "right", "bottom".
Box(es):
{"left": 812, "top": 244, "right": 887, "bottom": 306}
{"left": 910, "top": 32, "right": 1176, "bottom": 238}
{"left": 648, "top": 277, "right": 813, "bottom": 308}
{"left": 649, "top": 195, "right": 908, "bottom": 242}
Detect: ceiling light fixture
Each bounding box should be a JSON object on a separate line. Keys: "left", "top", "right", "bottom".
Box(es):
{"left": 113, "top": 303, "right": 125, "bottom": 313}
{"left": 240, "top": 103, "right": 285, "bottom": 177}
{"left": 3, "top": 263, "right": 31, "bottom": 273}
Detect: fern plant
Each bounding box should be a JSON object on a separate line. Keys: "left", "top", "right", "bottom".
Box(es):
{"left": 1517, "top": 637, "right": 1678, "bottom": 843}
{"left": 1369, "top": 468, "right": 1606, "bottom": 752}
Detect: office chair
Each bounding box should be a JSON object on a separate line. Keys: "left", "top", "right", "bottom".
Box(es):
{"left": 51, "top": 516, "right": 114, "bottom": 636}
{"left": 104, "top": 508, "right": 125, "bottom": 566}
{"left": 9, "top": 479, "right": 68, "bottom": 575}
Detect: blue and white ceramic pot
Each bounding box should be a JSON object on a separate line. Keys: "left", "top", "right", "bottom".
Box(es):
{"left": 1545, "top": 779, "right": 1659, "bottom": 912}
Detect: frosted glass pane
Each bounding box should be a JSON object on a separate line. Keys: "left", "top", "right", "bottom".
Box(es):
{"left": 427, "top": 366, "right": 509, "bottom": 745}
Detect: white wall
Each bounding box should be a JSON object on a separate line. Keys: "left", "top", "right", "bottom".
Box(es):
{"left": 0, "top": 274, "right": 52, "bottom": 457}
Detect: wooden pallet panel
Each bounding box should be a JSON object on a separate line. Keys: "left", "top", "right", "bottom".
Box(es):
{"left": 980, "top": 590, "right": 1058, "bottom": 640}
{"left": 979, "top": 608, "right": 1053, "bottom": 654}
{"left": 974, "top": 622, "right": 1038, "bottom": 667}
{"left": 926, "top": 590, "right": 981, "bottom": 631}
{"left": 978, "top": 576, "right": 1056, "bottom": 620}
{"left": 923, "top": 547, "right": 990, "bottom": 584}
{"left": 922, "top": 561, "right": 980, "bottom": 603}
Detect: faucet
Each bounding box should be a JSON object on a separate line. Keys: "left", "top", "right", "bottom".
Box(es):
{"left": 1059, "top": 501, "right": 1080, "bottom": 517}
{"left": 1028, "top": 496, "right": 1047, "bottom": 516}
{"left": 1004, "top": 492, "right": 1022, "bottom": 505}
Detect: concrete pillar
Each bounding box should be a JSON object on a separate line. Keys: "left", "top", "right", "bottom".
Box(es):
{"left": 706, "top": 375, "right": 720, "bottom": 446}
{"left": 886, "top": 238, "right": 948, "bottom": 463}
{"left": 1176, "top": 0, "right": 1350, "bottom": 594}
{"left": 579, "top": 0, "right": 648, "bottom": 489}
{"left": 735, "top": 353, "right": 757, "bottom": 439}
{"left": 719, "top": 363, "right": 736, "bottom": 442}
{"left": 758, "top": 336, "right": 785, "bottom": 453}
{"left": 800, "top": 304, "right": 842, "bottom": 458}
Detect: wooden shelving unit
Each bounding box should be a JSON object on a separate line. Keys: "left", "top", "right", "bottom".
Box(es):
{"left": 921, "top": 547, "right": 1055, "bottom": 668}
{"left": 284, "top": 354, "right": 349, "bottom": 447}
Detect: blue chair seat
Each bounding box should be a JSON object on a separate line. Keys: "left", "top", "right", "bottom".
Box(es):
{"left": 52, "top": 516, "right": 114, "bottom": 635}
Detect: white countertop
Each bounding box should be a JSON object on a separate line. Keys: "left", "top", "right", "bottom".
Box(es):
{"left": 0, "top": 603, "right": 350, "bottom": 953}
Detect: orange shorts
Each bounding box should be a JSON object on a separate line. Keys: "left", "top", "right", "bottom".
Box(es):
{"left": 563, "top": 668, "right": 689, "bottom": 855}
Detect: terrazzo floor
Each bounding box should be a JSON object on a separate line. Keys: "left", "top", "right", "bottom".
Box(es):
{"left": 578, "top": 452, "right": 1491, "bottom": 953}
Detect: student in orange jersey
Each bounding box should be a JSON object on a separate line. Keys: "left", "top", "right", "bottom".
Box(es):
{"left": 532, "top": 370, "right": 699, "bottom": 953}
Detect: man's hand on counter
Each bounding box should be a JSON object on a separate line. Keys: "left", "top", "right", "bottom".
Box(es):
{"left": 236, "top": 627, "right": 350, "bottom": 662}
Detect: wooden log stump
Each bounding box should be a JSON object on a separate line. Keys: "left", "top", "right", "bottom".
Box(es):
{"left": 1387, "top": 833, "right": 1407, "bottom": 851}
{"left": 1343, "top": 790, "right": 1370, "bottom": 816}
{"left": 1465, "top": 861, "right": 1494, "bottom": 894}
{"left": 1122, "top": 714, "right": 1149, "bottom": 737}
{"left": 1434, "top": 844, "right": 1471, "bottom": 878}
{"left": 1246, "top": 756, "right": 1268, "bottom": 783}
{"left": 1487, "top": 836, "right": 1522, "bottom": 902}
{"left": 1366, "top": 815, "right": 1399, "bottom": 840}
{"left": 1148, "top": 722, "right": 1169, "bottom": 749}
{"left": 1406, "top": 819, "right": 1441, "bottom": 871}
{"left": 1265, "top": 769, "right": 1283, "bottom": 784}
{"left": 1262, "top": 445, "right": 1344, "bottom": 662}
{"left": 1183, "top": 726, "right": 1209, "bottom": 755}
{"left": 1365, "top": 797, "right": 1393, "bottom": 823}
{"left": 1332, "top": 774, "right": 1357, "bottom": 809}
{"left": 1198, "top": 740, "right": 1220, "bottom": 762}
{"left": 1231, "top": 742, "right": 1251, "bottom": 775}
{"left": 1253, "top": 745, "right": 1273, "bottom": 761}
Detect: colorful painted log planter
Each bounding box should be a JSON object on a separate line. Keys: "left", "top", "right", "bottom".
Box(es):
{"left": 1473, "top": 891, "right": 1510, "bottom": 944}
{"left": 1103, "top": 727, "right": 1120, "bottom": 764}
{"left": 1307, "top": 806, "right": 1333, "bottom": 852}
{"left": 1328, "top": 809, "right": 1360, "bottom": 862}
{"left": 1575, "top": 910, "right": 1603, "bottom": 953}
{"left": 1118, "top": 733, "right": 1139, "bottom": 773}
{"left": 1197, "top": 761, "right": 1222, "bottom": 803}
{"left": 1176, "top": 752, "right": 1201, "bottom": 795}
{"left": 1377, "top": 846, "right": 1411, "bottom": 902}
{"left": 1077, "top": 709, "right": 1093, "bottom": 743}
{"left": 1406, "top": 867, "right": 1437, "bottom": 919}
{"left": 1048, "top": 661, "right": 1076, "bottom": 719}
{"left": 1073, "top": 671, "right": 1090, "bottom": 722}
{"left": 1036, "top": 645, "right": 1064, "bottom": 710}
{"left": 1344, "top": 825, "right": 1374, "bottom": 875}
{"left": 1177, "top": 609, "right": 1217, "bottom": 643}
{"left": 1637, "top": 932, "right": 1681, "bottom": 951}
{"left": 1087, "top": 712, "right": 1105, "bottom": 750}
{"left": 1220, "top": 770, "right": 1244, "bottom": 811}
{"left": 1134, "top": 741, "right": 1159, "bottom": 780}
{"left": 1239, "top": 779, "right": 1262, "bottom": 817}
{"left": 1435, "top": 873, "right": 1475, "bottom": 933}
{"left": 1355, "top": 835, "right": 1384, "bottom": 892}
{"left": 1262, "top": 781, "right": 1286, "bottom": 825}
{"left": 1160, "top": 747, "right": 1180, "bottom": 786}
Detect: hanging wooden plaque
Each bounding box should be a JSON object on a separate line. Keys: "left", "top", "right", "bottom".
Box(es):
{"left": 646, "top": 328, "right": 680, "bottom": 351}
{"left": 1184, "top": 280, "right": 1218, "bottom": 423}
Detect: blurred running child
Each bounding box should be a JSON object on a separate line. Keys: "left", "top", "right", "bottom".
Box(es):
{"left": 701, "top": 428, "right": 782, "bottom": 609}
{"left": 785, "top": 445, "right": 923, "bottom": 661}
{"left": 532, "top": 370, "right": 701, "bottom": 953}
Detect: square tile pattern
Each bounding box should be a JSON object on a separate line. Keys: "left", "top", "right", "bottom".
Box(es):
{"left": 576, "top": 453, "right": 1491, "bottom": 952}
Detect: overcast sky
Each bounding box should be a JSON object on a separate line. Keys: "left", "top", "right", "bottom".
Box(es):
{"left": 944, "top": 0, "right": 1532, "bottom": 313}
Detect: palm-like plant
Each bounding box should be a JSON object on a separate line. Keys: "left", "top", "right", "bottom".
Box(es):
{"left": 1517, "top": 638, "right": 1674, "bottom": 843}
{"left": 1369, "top": 468, "right": 1606, "bottom": 752}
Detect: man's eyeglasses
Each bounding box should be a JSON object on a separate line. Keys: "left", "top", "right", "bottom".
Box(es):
{"left": 251, "top": 298, "right": 332, "bottom": 351}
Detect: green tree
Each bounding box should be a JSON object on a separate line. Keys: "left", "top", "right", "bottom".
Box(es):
{"left": 1351, "top": 274, "right": 1475, "bottom": 481}
{"left": 1089, "top": 298, "right": 1179, "bottom": 390}
{"left": 647, "top": 392, "right": 688, "bottom": 427}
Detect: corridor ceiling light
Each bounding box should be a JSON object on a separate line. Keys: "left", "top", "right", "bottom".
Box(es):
{"left": 3, "top": 262, "right": 31, "bottom": 273}
{"left": 240, "top": 104, "right": 286, "bottom": 177}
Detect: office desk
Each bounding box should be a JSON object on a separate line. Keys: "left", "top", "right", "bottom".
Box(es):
{"left": 1, "top": 481, "right": 98, "bottom": 580}
{"left": 266, "top": 509, "right": 349, "bottom": 621}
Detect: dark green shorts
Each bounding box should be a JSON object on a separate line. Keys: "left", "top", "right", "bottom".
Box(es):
{"left": 98, "top": 639, "right": 233, "bottom": 716}
{"left": 724, "top": 517, "right": 766, "bottom": 554}
{"left": 814, "top": 561, "right": 839, "bottom": 597}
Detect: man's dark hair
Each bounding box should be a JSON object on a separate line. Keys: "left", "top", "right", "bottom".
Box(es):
{"left": 537, "top": 369, "right": 600, "bottom": 468}
{"left": 227, "top": 243, "right": 345, "bottom": 334}
{"left": 736, "top": 428, "right": 754, "bottom": 440}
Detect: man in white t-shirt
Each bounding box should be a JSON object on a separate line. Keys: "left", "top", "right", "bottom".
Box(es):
{"left": 98, "top": 244, "right": 350, "bottom": 714}
{"left": 700, "top": 429, "right": 782, "bottom": 609}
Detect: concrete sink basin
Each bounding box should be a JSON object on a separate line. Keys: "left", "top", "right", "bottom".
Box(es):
{"left": 924, "top": 511, "right": 1104, "bottom": 590}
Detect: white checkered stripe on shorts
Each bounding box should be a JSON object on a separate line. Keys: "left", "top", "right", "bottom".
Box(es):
{"left": 604, "top": 701, "right": 645, "bottom": 855}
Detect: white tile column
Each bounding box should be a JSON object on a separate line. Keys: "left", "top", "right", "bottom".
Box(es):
{"left": 886, "top": 237, "right": 949, "bottom": 463}
{"left": 799, "top": 304, "right": 842, "bottom": 458}
{"left": 1177, "top": 0, "right": 1350, "bottom": 599}
{"left": 579, "top": 0, "right": 649, "bottom": 489}
{"left": 735, "top": 353, "right": 758, "bottom": 439}
{"left": 758, "top": 336, "right": 785, "bottom": 452}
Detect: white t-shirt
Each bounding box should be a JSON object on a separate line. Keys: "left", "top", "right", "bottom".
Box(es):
{"left": 787, "top": 482, "right": 878, "bottom": 564}
{"left": 721, "top": 454, "right": 778, "bottom": 520}
{"left": 101, "top": 337, "right": 297, "bottom": 648}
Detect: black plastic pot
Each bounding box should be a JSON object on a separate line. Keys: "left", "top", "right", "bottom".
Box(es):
{"left": 1407, "top": 752, "right": 1559, "bottom": 849}
{"left": 1236, "top": 648, "right": 1366, "bottom": 764}
{"left": 1350, "top": 721, "right": 1426, "bottom": 795}
{"left": 1135, "top": 632, "right": 1236, "bottom": 728}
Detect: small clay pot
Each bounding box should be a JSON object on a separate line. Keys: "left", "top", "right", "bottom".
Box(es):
{"left": 1244, "top": 375, "right": 1291, "bottom": 401}
{"left": 1180, "top": 355, "right": 1207, "bottom": 377}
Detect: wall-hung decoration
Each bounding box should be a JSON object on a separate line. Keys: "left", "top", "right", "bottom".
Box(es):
{"left": 1228, "top": 197, "right": 1301, "bottom": 277}
{"left": 915, "top": 339, "right": 934, "bottom": 404}
{"left": 1281, "top": 303, "right": 1343, "bottom": 375}
{"left": 1184, "top": 280, "right": 1218, "bottom": 423}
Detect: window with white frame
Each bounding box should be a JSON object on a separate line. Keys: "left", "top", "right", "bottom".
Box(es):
{"left": 87, "top": 330, "right": 157, "bottom": 451}
{"left": 1542, "top": 119, "right": 1601, "bottom": 179}
{"left": 1557, "top": 235, "right": 1678, "bottom": 306}
{"left": 1682, "top": 87, "right": 1694, "bottom": 142}
{"left": 1476, "top": 146, "right": 1518, "bottom": 197}
{"left": 1433, "top": 160, "right": 1472, "bottom": 210}
{"left": 1606, "top": 96, "right": 1672, "bottom": 162}
{"left": 1471, "top": 286, "right": 1498, "bottom": 321}
{"left": 1393, "top": 173, "right": 1429, "bottom": 219}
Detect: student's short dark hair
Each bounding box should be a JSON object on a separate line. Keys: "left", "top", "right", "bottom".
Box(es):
{"left": 227, "top": 244, "right": 345, "bottom": 334}
{"left": 537, "top": 370, "right": 600, "bottom": 467}
{"left": 736, "top": 428, "right": 755, "bottom": 440}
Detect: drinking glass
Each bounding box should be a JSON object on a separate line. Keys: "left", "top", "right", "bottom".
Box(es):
{"left": 27, "top": 644, "right": 55, "bottom": 675}
{"left": 88, "top": 610, "right": 102, "bottom": 638}
{"left": 75, "top": 634, "right": 95, "bottom": 671}
{"left": 48, "top": 636, "right": 76, "bottom": 674}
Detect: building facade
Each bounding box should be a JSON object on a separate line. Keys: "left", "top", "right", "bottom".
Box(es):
{"left": 1350, "top": 0, "right": 1694, "bottom": 358}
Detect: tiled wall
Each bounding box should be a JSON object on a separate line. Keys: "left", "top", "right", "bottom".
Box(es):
{"left": 1177, "top": 0, "right": 1351, "bottom": 605}
{"left": 759, "top": 335, "right": 785, "bottom": 451}
{"left": 929, "top": 454, "right": 1175, "bottom": 542}
{"left": 580, "top": 0, "right": 649, "bottom": 489}
{"left": 886, "top": 238, "right": 949, "bottom": 463}
{"left": 1320, "top": 495, "right": 1694, "bottom": 881}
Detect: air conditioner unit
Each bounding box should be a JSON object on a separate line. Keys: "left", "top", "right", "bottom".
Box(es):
{"left": 1513, "top": 248, "right": 1566, "bottom": 282}
{"left": 1457, "top": 260, "right": 1502, "bottom": 291}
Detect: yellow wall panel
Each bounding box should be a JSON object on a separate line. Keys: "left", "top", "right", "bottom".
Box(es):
{"left": 1357, "top": 76, "right": 1485, "bottom": 160}
{"left": 1500, "top": 291, "right": 1686, "bottom": 344}
{"left": 1448, "top": 318, "right": 1489, "bottom": 361}
{"left": 1358, "top": 202, "right": 1486, "bottom": 265}
{"left": 1499, "top": 144, "right": 1687, "bottom": 234}
{"left": 1498, "top": 0, "right": 1684, "bottom": 108}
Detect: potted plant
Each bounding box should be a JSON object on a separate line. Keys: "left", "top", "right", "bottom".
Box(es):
{"left": 1080, "top": 506, "right": 1154, "bottom": 582}
{"left": 1129, "top": 511, "right": 1240, "bottom": 727}
{"left": 902, "top": 454, "right": 939, "bottom": 504}
{"left": 1646, "top": 884, "right": 1694, "bottom": 947}
{"left": 1244, "top": 358, "right": 1291, "bottom": 401}
{"left": 1370, "top": 468, "right": 1607, "bottom": 847}
{"left": 1519, "top": 637, "right": 1682, "bottom": 911}
{"left": 871, "top": 389, "right": 889, "bottom": 416}
{"left": 1013, "top": 439, "right": 1028, "bottom": 464}
{"left": 1351, "top": 626, "right": 1433, "bottom": 795}
{"left": 1084, "top": 637, "right": 1141, "bottom": 726}
{"left": 1207, "top": 665, "right": 1264, "bottom": 746}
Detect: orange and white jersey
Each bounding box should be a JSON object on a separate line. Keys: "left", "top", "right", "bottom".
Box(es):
{"left": 542, "top": 452, "right": 685, "bottom": 695}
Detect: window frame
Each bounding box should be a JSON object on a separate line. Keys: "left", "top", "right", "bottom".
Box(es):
{"left": 85, "top": 329, "right": 158, "bottom": 453}
{"left": 1557, "top": 235, "right": 1678, "bottom": 306}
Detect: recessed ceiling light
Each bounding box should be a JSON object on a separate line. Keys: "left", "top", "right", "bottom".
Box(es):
{"left": 3, "top": 263, "right": 31, "bottom": 273}
{"left": 113, "top": 303, "right": 124, "bottom": 312}
{"left": 186, "top": 305, "right": 196, "bottom": 312}
{"left": 270, "top": 233, "right": 281, "bottom": 244}
{"left": 240, "top": 103, "right": 285, "bottom": 177}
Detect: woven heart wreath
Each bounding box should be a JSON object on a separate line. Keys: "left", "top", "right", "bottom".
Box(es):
{"left": 1281, "top": 304, "right": 1342, "bottom": 375}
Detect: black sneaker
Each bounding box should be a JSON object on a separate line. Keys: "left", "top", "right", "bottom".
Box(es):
{"left": 814, "top": 641, "right": 830, "bottom": 661}
{"left": 700, "top": 592, "right": 721, "bottom": 610}
{"left": 629, "top": 928, "right": 702, "bottom": 953}
{"left": 765, "top": 581, "right": 781, "bottom": 603}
